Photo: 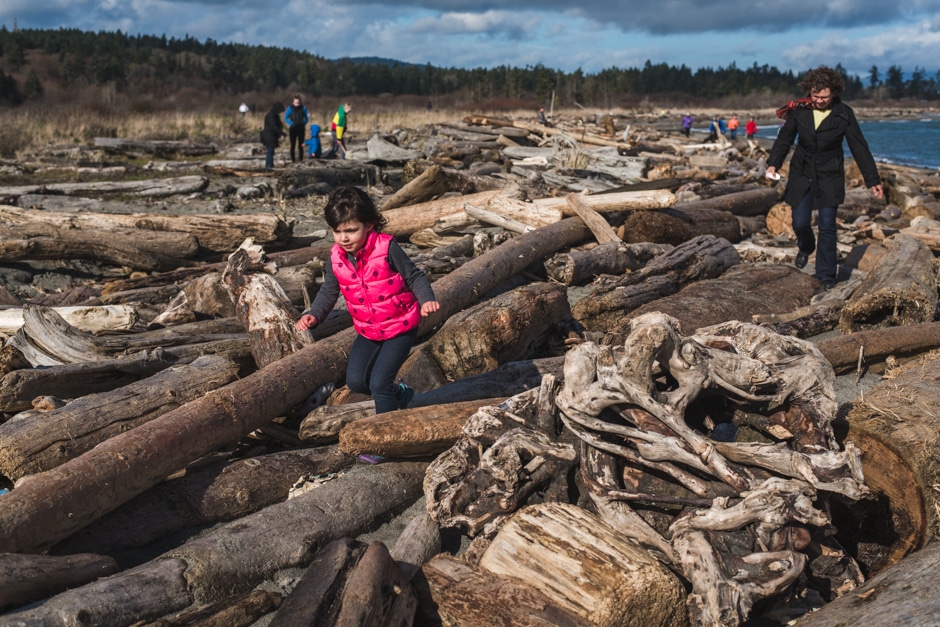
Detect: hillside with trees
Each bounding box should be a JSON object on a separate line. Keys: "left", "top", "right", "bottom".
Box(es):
{"left": 0, "top": 26, "right": 938, "bottom": 111}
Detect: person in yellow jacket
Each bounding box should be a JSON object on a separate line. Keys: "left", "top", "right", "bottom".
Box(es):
{"left": 326, "top": 103, "right": 351, "bottom": 159}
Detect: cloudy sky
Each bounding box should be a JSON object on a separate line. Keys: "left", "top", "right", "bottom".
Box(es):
{"left": 3, "top": 0, "right": 940, "bottom": 77}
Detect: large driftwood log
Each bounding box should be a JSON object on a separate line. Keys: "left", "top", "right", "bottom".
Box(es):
{"left": 52, "top": 446, "right": 352, "bottom": 557}
{"left": 0, "top": 236, "right": 185, "bottom": 272}
{"left": 337, "top": 398, "right": 505, "bottom": 456}
{"left": 382, "top": 190, "right": 503, "bottom": 237}
{"left": 839, "top": 234, "right": 938, "bottom": 333}
{"left": 0, "top": 552, "right": 119, "bottom": 611}
{"left": 270, "top": 538, "right": 416, "bottom": 627}
{"left": 143, "top": 589, "right": 282, "bottom": 627}
{"left": 815, "top": 321, "right": 940, "bottom": 374}
{"left": 835, "top": 352, "right": 940, "bottom": 574}
{"left": 604, "top": 263, "right": 818, "bottom": 343}
{"left": 0, "top": 217, "right": 590, "bottom": 554}
{"left": 0, "top": 175, "right": 209, "bottom": 199}
{"left": 0, "top": 222, "right": 199, "bottom": 259}
{"left": 544, "top": 241, "right": 672, "bottom": 286}
{"left": 380, "top": 164, "right": 453, "bottom": 211}
{"left": 2, "top": 463, "right": 426, "bottom": 624}
{"left": 390, "top": 509, "right": 442, "bottom": 581}
{"left": 222, "top": 239, "right": 312, "bottom": 368}
{"left": 275, "top": 162, "right": 381, "bottom": 196}
{"left": 478, "top": 503, "right": 688, "bottom": 627}
{"left": 672, "top": 186, "right": 781, "bottom": 217}
{"left": 572, "top": 234, "right": 739, "bottom": 332}
{"left": 620, "top": 205, "right": 742, "bottom": 245}
{"left": 420, "top": 554, "right": 590, "bottom": 627}
{"left": 0, "top": 355, "right": 240, "bottom": 482}
{"left": 0, "top": 205, "right": 291, "bottom": 253}
{"left": 94, "top": 137, "right": 218, "bottom": 157}
{"left": 0, "top": 303, "right": 137, "bottom": 335}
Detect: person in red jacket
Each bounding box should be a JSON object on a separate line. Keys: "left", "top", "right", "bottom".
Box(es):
{"left": 745, "top": 116, "right": 758, "bottom": 140}
{"left": 296, "top": 187, "right": 440, "bottom": 428}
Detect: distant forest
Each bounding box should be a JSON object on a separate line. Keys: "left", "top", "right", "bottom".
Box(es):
{"left": 1, "top": 26, "right": 939, "bottom": 108}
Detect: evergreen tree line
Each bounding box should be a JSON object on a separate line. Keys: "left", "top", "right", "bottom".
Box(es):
{"left": 1, "top": 26, "right": 938, "bottom": 107}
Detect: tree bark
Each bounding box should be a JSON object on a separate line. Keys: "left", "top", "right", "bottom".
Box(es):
{"left": 390, "top": 509, "right": 442, "bottom": 581}
{"left": 0, "top": 304, "right": 137, "bottom": 336}
{"left": 380, "top": 164, "right": 453, "bottom": 211}
{"left": 673, "top": 186, "right": 781, "bottom": 217}
{"left": 815, "top": 321, "right": 940, "bottom": 374}
{"left": 0, "top": 175, "right": 210, "bottom": 198}
{"left": 142, "top": 590, "right": 282, "bottom": 627}
{"left": 0, "top": 223, "right": 199, "bottom": 260}
{"left": 620, "top": 205, "right": 742, "bottom": 245}
{"left": 544, "top": 241, "right": 670, "bottom": 285}
{"left": 0, "top": 552, "right": 119, "bottom": 612}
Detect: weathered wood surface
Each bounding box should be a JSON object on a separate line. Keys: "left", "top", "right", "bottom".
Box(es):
{"left": 143, "top": 589, "right": 283, "bottom": 627}
{"left": 367, "top": 133, "right": 425, "bottom": 163}
{"left": 620, "top": 204, "right": 742, "bottom": 245}
{"left": 479, "top": 503, "right": 688, "bottom": 627}
{"left": 338, "top": 398, "right": 504, "bottom": 457}
{"left": 0, "top": 223, "right": 199, "bottom": 259}
{"left": 604, "top": 263, "right": 818, "bottom": 343}
{"left": 2, "top": 463, "right": 426, "bottom": 624}
{"left": 0, "top": 205, "right": 291, "bottom": 253}
{"left": 672, "top": 185, "right": 781, "bottom": 217}
{"left": 53, "top": 446, "right": 352, "bottom": 557}
{"left": 837, "top": 352, "right": 940, "bottom": 574}
{"left": 0, "top": 175, "right": 209, "bottom": 198}
{"left": 0, "top": 303, "right": 137, "bottom": 335}
{"left": 420, "top": 554, "right": 591, "bottom": 627}
{"left": 572, "top": 234, "right": 739, "bottom": 331}
{"left": 839, "top": 234, "right": 938, "bottom": 333}
{"left": 94, "top": 137, "right": 218, "bottom": 157}
{"left": 390, "top": 509, "right": 442, "bottom": 580}
{"left": 380, "top": 164, "right": 452, "bottom": 211}
{"left": 544, "top": 241, "right": 671, "bottom": 285}
{"left": 815, "top": 321, "right": 940, "bottom": 374}
{"left": 0, "top": 355, "right": 240, "bottom": 482}
{"left": 0, "top": 552, "right": 119, "bottom": 611}
{"left": 222, "top": 240, "right": 311, "bottom": 368}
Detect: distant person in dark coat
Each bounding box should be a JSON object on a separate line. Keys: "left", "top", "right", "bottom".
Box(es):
{"left": 537, "top": 107, "right": 553, "bottom": 127}
{"left": 285, "top": 94, "right": 310, "bottom": 163}
{"left": 766, "top": 65, "right": 883, "bottom": 289}
{"left": 260, "top": 102, "right": 286, "bottom": 170}
{"left": 681, "top": 113, "right": 694, "bottom": 137}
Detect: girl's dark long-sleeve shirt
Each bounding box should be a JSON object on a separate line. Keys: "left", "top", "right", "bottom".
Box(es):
{"left": 303, "top": 239, "right": 435, "bottom": 325}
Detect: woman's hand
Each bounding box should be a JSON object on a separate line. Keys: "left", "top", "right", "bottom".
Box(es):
{"left": 420, "top": 301, "right": 440, "bottom": 317}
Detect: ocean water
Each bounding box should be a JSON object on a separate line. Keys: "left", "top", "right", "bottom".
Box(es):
{"left": 754, "top": 115, "right": 940, "bottom": 170}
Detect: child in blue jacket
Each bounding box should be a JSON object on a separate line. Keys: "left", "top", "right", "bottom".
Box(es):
{"left": 304, "top": 124, "right": 322, "bottom": 159}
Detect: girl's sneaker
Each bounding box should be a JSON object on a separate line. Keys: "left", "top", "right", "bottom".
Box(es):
{"left": 397, "top": 381, "right": 415, "bottom": 409}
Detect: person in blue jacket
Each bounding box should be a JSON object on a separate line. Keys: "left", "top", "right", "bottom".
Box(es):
{"left": 304, "top": 123, "right": 322, "bottom": 159}
{"left": 284, "top": 94, "right": 309, "bottom": 163}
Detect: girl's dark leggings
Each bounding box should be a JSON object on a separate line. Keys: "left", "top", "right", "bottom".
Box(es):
{"left": 346, "top": 329, "right": 418, "bottom": 414}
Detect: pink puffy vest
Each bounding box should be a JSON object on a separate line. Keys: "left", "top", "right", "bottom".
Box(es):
{"left": 331, "top": 231, "right": 421, "bottom": 341}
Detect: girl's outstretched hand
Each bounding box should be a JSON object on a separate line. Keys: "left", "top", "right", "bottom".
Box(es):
{"left": 295, "top": 314, "right": 318, "bottom": 331}
{"left": 420, "top": 301, "right": 440, "bottom": 317}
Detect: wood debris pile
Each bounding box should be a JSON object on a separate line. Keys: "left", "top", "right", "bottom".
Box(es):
{"left": 1, "top": 111, "right": 940, "bottom": 625}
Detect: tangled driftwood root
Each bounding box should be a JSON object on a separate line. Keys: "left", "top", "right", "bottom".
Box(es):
{"left": 426, "top": 312, "right": 870, "bottom": 626}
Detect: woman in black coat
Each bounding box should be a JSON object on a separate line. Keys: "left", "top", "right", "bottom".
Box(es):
{"left": 260, "top": 102, "right": 286, "bottom": 170}
{"left": 766, "top": 66, "right": 883, "bottom": 289}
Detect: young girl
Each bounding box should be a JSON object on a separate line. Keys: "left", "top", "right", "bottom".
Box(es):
{"left": 296, "top": 186, "right": 440, "bottom": 416}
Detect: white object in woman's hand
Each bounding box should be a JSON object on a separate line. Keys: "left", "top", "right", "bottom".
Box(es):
{"left": 765, "top": 170, "right": 781, "bottom": 181}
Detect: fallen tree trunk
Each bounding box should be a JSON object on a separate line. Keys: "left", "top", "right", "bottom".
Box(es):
{"left": 544, "top": 241, "right": 671, "bottom": 285}
{"left": 0, "top": 224, "right": 199, "bottom": 259}
{"left": 0, "top": 237, "right": 170, "bottom": 271}
{"left": 380, "top": 164, "right": 453, "bottom": 211}
{"left": 337, "top": 398, "right": 505, "bottom": 457}
{"left": 94, "top": 137, "right": 218, "bottom": 158}
{"left": 620, "top": 205, "right": 742, "bottom": 245}
{"left": 0, "top": 205, "right": 291, "bottom": 253}
{"left": 672, "top": 186, "right": 781, "bottom": 217}
{"left": 144, "top": 589, "right": 282, "bottom": 627}
{"left": 0, "top": 175, "right": 209, "bottom": 199}
{"left": 0, "top": 304, "right": 137, "bottom": 335}
{"left": 0, "top": 355, "right": 240, "bottom": 482}
{"left": 839, "top": 234, "right": 938, "bottom": 333}
{"left": 815, "top": 321, "right": 940, "bottom": 374}
{"left": 2, "top": 463, "right": 425, "bottom": 624}
{"left": 0, "top": 217, "right": 590, "bottom": 554}
{"left": 383, "top": 190, "right": 503, "bottom": 237}
{"left": 0, "top": 552, "right": 119, "bottom": 612}
{"left": 53, "top": 446, "right": 352, "bottom": 557}
{"left": 572, "top": 234, "right": 739, "bottom": 331}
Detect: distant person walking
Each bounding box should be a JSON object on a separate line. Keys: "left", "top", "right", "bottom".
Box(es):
{"left": 728, "top": 114, "right": 739, "bottom": 140}
{"left": 681, "top": 113, "right": 694, "bottom": 137}
{"left": 745, "top": 116, "right": 758, "bottom": 140}
{"left": 325, "top": 103, "right": 351, "bottom": 159}
{"left": 260, "top": 101, "right": 286, "bottom": 170}
{"left": 766, "top": 65, "right": 883, "bottom": 289}
{"left": 285, "top": 95, "right": 309, "bottom": 163}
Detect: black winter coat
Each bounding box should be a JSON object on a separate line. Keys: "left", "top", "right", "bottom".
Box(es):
{"left": 260, "top": 105, "right": 286, "bottom": 148}
{"left": 767, "top": 98, "right": 881, "bottom": 210}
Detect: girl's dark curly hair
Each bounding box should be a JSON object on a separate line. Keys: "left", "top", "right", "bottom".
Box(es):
{"left": 323, "top": 186, "right": 387, "bottom": 231}
{"left": 798, "top": 66, "right": 845, "bottom": 96}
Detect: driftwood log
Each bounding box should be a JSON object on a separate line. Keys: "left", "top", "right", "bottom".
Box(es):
{"left": 620, "top": 205, "right": 742, "bottom": 245}
{"left": 815, "top": 321, "right": 940, "bottom": 374}
{"left": 839, "top": 234, "right": 938, "bottom": 333}
{"left": 0, "top": 552, "right": 119, "bottom": 611}
{"left": 0, "top": 175, "right": 209, "bottom": 199}
{"left": 572, "top": 234, "right": 739, "bottom": 331}
{"left": 544, "top": 241, "right": 671, "bottom": 286}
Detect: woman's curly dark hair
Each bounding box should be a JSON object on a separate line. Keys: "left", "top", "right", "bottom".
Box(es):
{"left": 798, "top": 66, "right": 845, "bottom": 96}
{"left": 323, "top": 186, "right": 387, "bottom": 231}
